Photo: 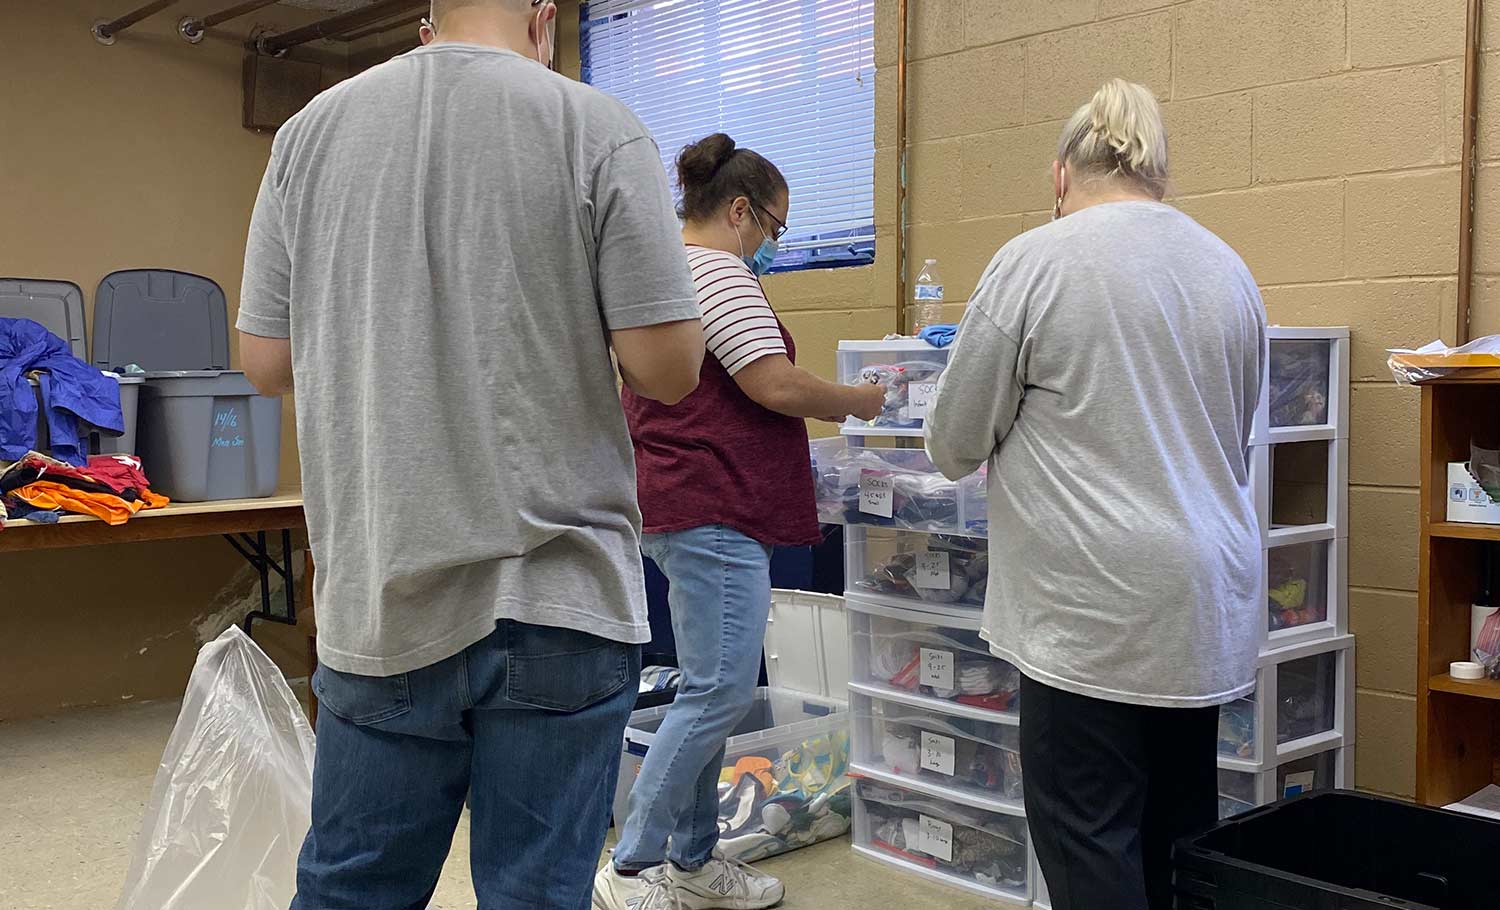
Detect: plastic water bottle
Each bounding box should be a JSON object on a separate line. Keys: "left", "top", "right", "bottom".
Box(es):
{"left": 911, "top": 259, "right": 944, "bottom": 333}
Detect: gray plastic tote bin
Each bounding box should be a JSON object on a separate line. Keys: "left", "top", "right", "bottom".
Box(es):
{"left": 0, "top": 277, "right": 140, "bottom": 456}
{"left": 134, "top": 372, "right": 281, "bottom": 502}
{"left": 93, "top": 270, "right": 281, "bottom": 501}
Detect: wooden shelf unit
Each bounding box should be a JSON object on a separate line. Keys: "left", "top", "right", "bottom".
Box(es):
{"left": 1417, "top": 376, "right": 1500, "bottom": 805}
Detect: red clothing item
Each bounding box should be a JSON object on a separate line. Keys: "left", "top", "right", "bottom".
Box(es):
{"left": 624, "top": 322, "right": 820, "bottom": 548}
{"left": 83, "top": 454, "right": 154, "bottom": 495}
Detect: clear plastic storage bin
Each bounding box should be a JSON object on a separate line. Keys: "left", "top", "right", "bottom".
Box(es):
{"left": 836, "top": 340, "right": 951, "bottom": 437}
{"left": 810, "top": 438, "right": 985, "bottom": 536}
{"left": 848, "top": 599, "right": 1020, "bottom": 721}
{"left": 1217, "top": 746, "right": 1350, "bottom": 820}
{"left": 1252, "top": 438, "right": 1348, "bottom": 546}
{"left": 1252, "top": 328, "right": 1349, "bottom": 444}
{"left": 613, "top": 688, "right": 850, "bottom": 863}
{"left": 852, "top": 778, "right": 1033, "bottom": 904}
{"left": 1264, "top": 537, "right": 1346, "bottom": 648}
{"left": 850, "top": 690, "right": 1023, "bottom": 814}
{"left": 845, "top": 526, "right": 989, "bottom": 611}
{"left": 1217, "top": 636, "right": 1354, "bottom": 768}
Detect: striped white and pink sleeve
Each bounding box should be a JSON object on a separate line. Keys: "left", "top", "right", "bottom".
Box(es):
{"left": 687, "top": 246, "right": 788, "bottom": 376}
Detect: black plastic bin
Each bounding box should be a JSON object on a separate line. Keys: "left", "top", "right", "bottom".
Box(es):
{"left": 1174, "top": 791, "right": 1499, "bottom": 909}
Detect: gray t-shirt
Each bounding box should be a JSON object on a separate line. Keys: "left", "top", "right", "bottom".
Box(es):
{"left": 238, "top": 44, "right": 699, "bottom": 677}
{"left": 926, "top": 201, "right": 1266, "bottom": 707}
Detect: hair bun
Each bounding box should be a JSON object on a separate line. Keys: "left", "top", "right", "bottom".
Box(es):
{"left": 677, "top": 133, "right": 738, "bottom": 188}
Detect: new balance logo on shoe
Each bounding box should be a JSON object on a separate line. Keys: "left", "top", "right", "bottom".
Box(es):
{"left": 706, "top": 873, "right": 737, "bottom": 897}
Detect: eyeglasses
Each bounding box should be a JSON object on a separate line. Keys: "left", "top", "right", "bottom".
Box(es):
{"left": 754, "top": 202, "right": 789, "bottom": 242}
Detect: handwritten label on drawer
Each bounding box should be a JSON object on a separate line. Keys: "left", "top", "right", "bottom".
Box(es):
{"left": 920, "top": 647, "right": 955, "bottom": 690}
{"left": 905, "top": 382, "right": 939, "bottom": 421}
{"left": 920, "top": 731, "right": 956, "bottom": 776}
{"left": 911, "top": 550, "right": 951, "bottom": 589}
{"left": 859, "top": 471, "right": 894, "bottom": 518}
{"left": 917, "top": 814, "right": 954, "bottom": 863}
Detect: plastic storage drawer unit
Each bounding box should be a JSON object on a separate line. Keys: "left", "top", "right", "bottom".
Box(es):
{"left": 1217, "top": 635, "right": 1354, "bottom": 769}
{"left": 851, "top": 689, "right": 1023, "bottom": 815}
{"left": 836, "top": 340, "right": 951, "bottom": 437}
{"left": 1175, "top": 791, "right": 1499, "bottom": 910}
{"left": 614, "top": 688, "right": 850, "bottom": 864}
{"left": 852, "top": 778, "right": 1033, "bottom": 904}
{"left": 810, "top": 438, "right": 986, "bottom": 536}
{"left": 846, "top": 526, "right": 989, "bottom": 611}
{"left": 848, "top": 599, "right": 1020, "bottom": 720}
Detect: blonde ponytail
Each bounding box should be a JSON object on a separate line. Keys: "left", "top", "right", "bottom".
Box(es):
{"left": 1057, "top": 79, "right": 1169, "bottom": 199}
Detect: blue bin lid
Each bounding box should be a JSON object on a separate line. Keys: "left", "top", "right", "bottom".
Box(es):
{"left": 92, "top": 270, "right": 230, "bottom": 372}
{"left": 0, "top": 278, "right": 88, "bottom": 360}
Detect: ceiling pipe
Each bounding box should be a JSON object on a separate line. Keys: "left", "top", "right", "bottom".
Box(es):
{"left": 339, "top": 10, "right": 427, "bottom": 43}
{"left": 893, "top": 0, "right": 910, "bottom": 335}
{"left": 256, "top": 0, "right": 426, "bottom": 56}
{"left": 92, "top": 0, "right": 182, "bottom": 45}
{"left": 178, "top": 0, "right": 282, "bottom": 44}
{"left": 1456, "top": 0, "right": 1485, "bottom": 345}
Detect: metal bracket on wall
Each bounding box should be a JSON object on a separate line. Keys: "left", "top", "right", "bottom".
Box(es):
{"left": 92, "top": 0, "right": 183, "bottom": 45}
{"left": 225, "top": 529, "right": 297, "bottom": 638}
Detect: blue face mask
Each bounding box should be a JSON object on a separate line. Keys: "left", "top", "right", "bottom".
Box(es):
{"left": 741, "top": 208, "right": 779, "bottom": 276}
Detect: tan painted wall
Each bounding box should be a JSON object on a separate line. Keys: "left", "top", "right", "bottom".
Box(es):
{"left": 0, "top": 1, "right": 338, "bottom": 720}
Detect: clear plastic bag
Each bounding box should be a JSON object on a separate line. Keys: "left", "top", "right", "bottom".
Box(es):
{"left": 117, "top": 626, "right": 315, "bottom": 910}
{"left": 1388, "top": 335, "right": 1500, "bottom": 384}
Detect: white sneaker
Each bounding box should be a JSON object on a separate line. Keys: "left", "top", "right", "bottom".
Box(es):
{"left": 593, "top": 863, "right": 658, "bottom": 910}
{"left": 665, "top": 857, "right": 785, "bottom": 910}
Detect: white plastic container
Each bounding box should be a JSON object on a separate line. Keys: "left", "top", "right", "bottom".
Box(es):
{"left": 1252, "top": 327, "right": 1350, "bottom": 445}
{"left": 847, "top": 598, "right": 1019, "bottom": 723}
{"left": 852, "top": 778, "right": 1033, "bottom": 904}
{"left": 613, "top": 688, "right": 850, "bottom": 863}
{"left": 836, "top": 339, "right": 951, "bottom": 437}
{"left": 845, "top": 526, "right": 989, "bottom": 612}
{"left": 1217, "top": 745, "right": 1352, "bottom": 820}
{"left": 1217, "top": 635, "right": 1355, "bottom": 769}
{"left": 850, "top": 689, "right": 1023, "bottom": 815}
{"left": 1250, "top": 437, "right": 1349, "bottom": 547}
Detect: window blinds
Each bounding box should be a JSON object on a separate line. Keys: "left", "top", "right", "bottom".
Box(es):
{"left": 581, "top": 0, "right": 876, "bottom": 270}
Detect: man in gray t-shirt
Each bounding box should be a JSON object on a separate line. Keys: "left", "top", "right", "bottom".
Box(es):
{"left": 236, "top": 2, "right": 703, "bottom": 905}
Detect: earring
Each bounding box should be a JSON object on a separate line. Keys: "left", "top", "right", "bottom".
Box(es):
{"left": 1053, "top": 196, "right": 1063, "bottom": 221}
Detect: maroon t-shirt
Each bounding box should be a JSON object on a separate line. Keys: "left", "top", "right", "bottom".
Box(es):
{"left": 623, "top": 251, "right": 820, "bottom": 548}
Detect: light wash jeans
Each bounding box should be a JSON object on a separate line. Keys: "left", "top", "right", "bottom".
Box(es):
{"left": 293, "top": 620, "right": 640, "bottom": 910}
{"left": 613, "top": 524, "right": 773, "bottom": 872}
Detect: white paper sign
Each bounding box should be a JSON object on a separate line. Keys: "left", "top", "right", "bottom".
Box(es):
{"left": 1282, "top": 770, "right": 1317, "bottom": 798}
{"left": 920, "top": 731, "right": 957, "bottom": 776}
{"left": 906, "top": 381, "right": 940, "bottom": 421}
{"left": 859, "top": 471, "right": 894, "bottom": 518}
{"left": 917, "top": 814, "right": 954, "bottom": 862}
{"left": 911, "top": 550, "right": 952, "bottom": 589}
{"left": 919, "top": 647, "right": 956, "bottom": 690}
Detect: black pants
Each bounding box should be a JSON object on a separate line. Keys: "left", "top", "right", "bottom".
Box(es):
{"left": 1020, "top": 675, "right": 1219, "bottom": 910}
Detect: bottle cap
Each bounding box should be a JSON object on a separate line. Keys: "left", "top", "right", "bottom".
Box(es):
{"left": 1451, "top": 661, "right": 1486, "bottom": 680}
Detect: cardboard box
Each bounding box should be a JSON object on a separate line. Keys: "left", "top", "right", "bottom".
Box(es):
{"left": 1447, "top": 463, "right": 1500, "bottom": 524}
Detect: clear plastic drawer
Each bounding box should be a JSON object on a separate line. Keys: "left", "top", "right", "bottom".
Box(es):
{"left": 851, "top": 689, "right": 1023, "bottom": 814}
{"left": 1264, "top": 537, "right": 1346, "bottom": 649}
{"left": 1251, "top": 438, "right": 1347, "bottom": 546}
{"left": 836, "top": 340, "right": 950, "bottom": 437}
{"left": 1217, "top": 745, "right": 1350, "bottom": 820}
{"left": 846, "top": 526, "right": 989, "bottom": 611}
{"left": 1218, "top": 636, "right": 1353, "bottom": 768}
{"left": 810, "top": 439, "right": 983, "bottom": 536}
{"left": 852, "top": 778, "right": 1033, "bottom": 903}
{"left": 1252, "top": 328, "right": 1349, "bottom": 444}
{"left": 848, "top": 599, "right": 1020, "bottom": 721}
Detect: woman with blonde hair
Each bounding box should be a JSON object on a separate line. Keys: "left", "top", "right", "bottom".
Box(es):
{"left": 925, "top": 79, "right": 1265, "bottom": 910}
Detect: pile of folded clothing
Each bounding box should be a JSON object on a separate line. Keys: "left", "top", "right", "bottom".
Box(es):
{"left": 0, "top": 451, "right": 169, "bottom": 528}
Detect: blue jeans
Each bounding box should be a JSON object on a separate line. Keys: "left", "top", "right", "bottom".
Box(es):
{"left": 613, "top": 524, "right": 772, "bottom": 872}
{"left": 294, "top": 620, "right": 640, "bottom": 910}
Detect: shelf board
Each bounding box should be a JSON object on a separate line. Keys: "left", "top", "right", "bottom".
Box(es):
{"left": 1427, "top": 673, "right": 1500, "bottom": 700}
{"left": 1427, "top": 522, "right": 1500, "bottom": 542}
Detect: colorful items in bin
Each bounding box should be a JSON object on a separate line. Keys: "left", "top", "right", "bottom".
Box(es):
{"left": 1218, "top": 698, "right": 1255, "bottom": 758}
{"left": 812, "top": 445, "right": 961, "bottom": 531}
{"left": 714, "top": 729, "right": 853, "bottom": 862}
{"left": 0, "top": 450, "right": 168, "bottom": 528}
{"left": 1267, "top": 547, "right": 1324, "bottom": 631}
{"left": 855, "top": 536, "right": 988, "bottom": 606}
{"left": 1268, "top": 341, "right": 1331, "bottom": 427}
{"left": 852, "top": 361, "right": 946, "bottom": 428}
{"left": 879, "top": 721, "right": 1023, "bottom": 802}
{"left": 0, "top": 318, "right": 125, "bottom": 466}
{"left": 639, "top": 665, "right": 682, "bottom": 695}
{"left": 860, "top": 782, "right": 1028, "bottom": 890}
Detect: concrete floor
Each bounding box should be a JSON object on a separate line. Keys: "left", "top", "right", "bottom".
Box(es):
{"left": 0, "top": 698, "right": 1003, "bottom": 910}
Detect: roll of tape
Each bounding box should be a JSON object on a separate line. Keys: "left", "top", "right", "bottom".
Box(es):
{"left": 1450, "top": 661, "right": 1486, "bottom": 680}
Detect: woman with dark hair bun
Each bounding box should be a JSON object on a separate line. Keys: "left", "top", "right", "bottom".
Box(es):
{"left": 594, "top": 135, "right": 885, "bottom": 910}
